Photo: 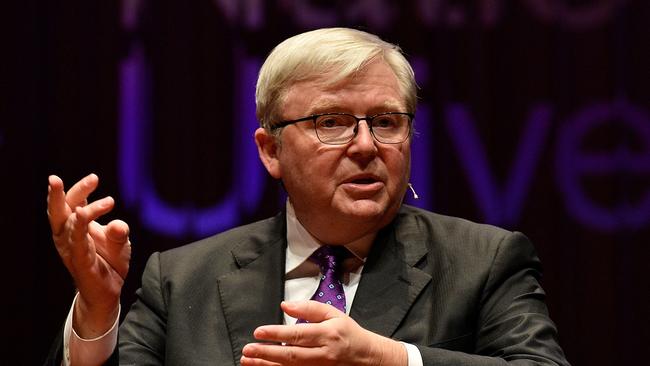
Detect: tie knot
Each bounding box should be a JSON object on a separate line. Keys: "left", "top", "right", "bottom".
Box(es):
{"left": 309, "top": 245, "right": 347, "bottom": 272}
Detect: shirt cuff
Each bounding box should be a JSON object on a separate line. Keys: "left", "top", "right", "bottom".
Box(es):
{"left": 62, "top": 293, "right": 120, "bottom": 366}
{"left": 401, "top": 342, "right": 424, "bottom": 366}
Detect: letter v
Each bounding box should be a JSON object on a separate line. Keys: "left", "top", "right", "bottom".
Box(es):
{"left": 444, "top": 103, "right": 552, "bottom": 225}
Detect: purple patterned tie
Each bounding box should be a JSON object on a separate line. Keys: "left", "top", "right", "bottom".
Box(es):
{"left": 296, "top": 245, "right": 347, "bottom": 323}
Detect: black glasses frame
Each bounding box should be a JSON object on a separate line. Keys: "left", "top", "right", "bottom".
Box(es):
{"left": 272, "top": 112, "right": 414, "bottom": 145}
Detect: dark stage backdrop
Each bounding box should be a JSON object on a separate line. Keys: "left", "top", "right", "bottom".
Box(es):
{"left": 2, "top": 1, "right": 649, "bottom": 365}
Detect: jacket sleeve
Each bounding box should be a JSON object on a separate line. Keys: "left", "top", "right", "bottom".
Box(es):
{"left": 42, "top": 325, "right": 64, "bottom": 366}
{"left": 116, "top": 252, "right": 167, "bottom": 366}
{"left": 417, "top": 232, "right": 570, "bottom": 366}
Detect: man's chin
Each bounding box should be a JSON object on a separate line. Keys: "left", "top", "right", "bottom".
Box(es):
{"left": 338, "top": 199, "right": 388, "bottom": 220}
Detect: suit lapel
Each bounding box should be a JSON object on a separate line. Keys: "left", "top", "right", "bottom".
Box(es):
{"left": 217, "top": 217, "right": 286, "bottom": 363}
{"left": 350, "top": 216, "right": 431, "bottom": 338}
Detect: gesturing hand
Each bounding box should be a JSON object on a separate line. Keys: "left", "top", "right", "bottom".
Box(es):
{"left": 47, "top": 173, "right": 131, "bottom": 338}
{"left": 241, "top": 301, "right": 407, "bottom": 366}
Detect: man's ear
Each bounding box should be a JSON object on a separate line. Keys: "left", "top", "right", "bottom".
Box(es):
{"left": 254, "top": 127, "right": 282, "bottom": 179}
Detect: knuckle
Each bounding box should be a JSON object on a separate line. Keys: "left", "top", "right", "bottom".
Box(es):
{"left": 327, "top": 330, "right": 344, "bottom": 346}
{"left": 286, "top": 347, "right": 297, "bottom": 364}
{"left": 321, "top": 347, "right": 338, "bottom": 362}
{"left": 290, "top": 327, "right": 303, "bottom": 345}
{"left": 326, "top": 322, "right": 345, "bottom": 340}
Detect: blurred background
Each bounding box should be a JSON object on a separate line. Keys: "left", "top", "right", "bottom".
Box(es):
{"left": 2, "top": 0, "right": 649, "bottom": 364}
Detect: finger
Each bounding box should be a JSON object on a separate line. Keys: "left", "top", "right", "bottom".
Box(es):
{"left": 242, "top": 343, "right": 323, "bottom": 366}
{"left": 240, "top": 354, "right": 282, "bottom": 366}
{"left": 253, "top": 323, "right": 325, "bottom": 347}
{"left": 281, "top": 300, "right": 345, "bottom": 323}
{"left": 69, "top": 197, "right": 113, "bottom": 252}
{"left": 105, "top": 219, "right": 130, "bottom": 244}
{"left": 88, "top": 219, "right": 129, "bottom": 250}
{"left": 47, "top": 175, "right": 69, "bottom": 234}
{"left": 67, "top": 206, "right": 93, "bottom": 262}
{"left": 66, "top": 173, "right": 99, "bottom": 209}
{"left": 95, "top": 219, "right": 131, "bottom": 279}
{"left": 77, "top": 196, "right": 115, "bottom": 224}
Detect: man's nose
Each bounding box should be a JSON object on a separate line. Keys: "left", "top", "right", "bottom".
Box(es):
{"left": 348, "top": 120, "right": 377, "bottom": 158}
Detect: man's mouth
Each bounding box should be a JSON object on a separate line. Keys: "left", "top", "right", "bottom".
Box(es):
{"left": 341, "top": 175, "right": 384, "bottom": 196}
{"left": 352, "top": 178, "right": 378, "bottom": 184}
{"left": 344, "top": 174, "right": 383, "bottom": 187}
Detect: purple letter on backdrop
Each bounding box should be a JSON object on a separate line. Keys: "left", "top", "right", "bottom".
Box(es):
{"left": 524, "top": 0, "right": 621, "bottom": 30}
{"left": 556, "top": 100, "right": 650, "bottom": 231}
{"left": 118, "top": 44, "right": 265, "bottom": 238}
{"left": 445, "top": 103, "right": 552, "bottom": 226}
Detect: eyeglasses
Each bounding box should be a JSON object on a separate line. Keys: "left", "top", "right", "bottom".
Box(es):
{"left": 272, "top": 112, "right": 414, "bottom": 145}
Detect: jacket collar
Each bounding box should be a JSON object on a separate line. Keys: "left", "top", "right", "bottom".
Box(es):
{"left": 350, "top": 207, "right": 432, "bottom": 337}
{"left": 217, "top": 212, "right": 287, "bottom": 362}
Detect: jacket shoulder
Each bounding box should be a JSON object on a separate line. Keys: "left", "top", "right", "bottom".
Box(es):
{"left": 397, "top": 205, "right": 515, "bottom": 248}
{"left": 155, "top": 213, "right": 285, "bottom": 277}
{"left": 395, "top": 205, "right": 536, "bottom": 270}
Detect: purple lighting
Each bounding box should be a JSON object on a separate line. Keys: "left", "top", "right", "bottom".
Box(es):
{"left": 405, "top": 57, "right": 433, "bottom": 209}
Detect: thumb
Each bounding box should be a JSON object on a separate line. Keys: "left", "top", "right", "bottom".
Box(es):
{"left": 281, "top": 300, "right": 345, "bottom": 323}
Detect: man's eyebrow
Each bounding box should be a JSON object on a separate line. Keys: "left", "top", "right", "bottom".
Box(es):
{"left": 307, "top": 100, "right": 340, "bottom": 113}
{"left": 380, "top": 100, "right": 405, "bottom": 111}
{"left": 306, "top": 99, "right": 406, "bottom": 114}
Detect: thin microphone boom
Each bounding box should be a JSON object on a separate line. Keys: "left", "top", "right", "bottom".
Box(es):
{"left": 407, "top": 183, "right": 419, "bottom": 200}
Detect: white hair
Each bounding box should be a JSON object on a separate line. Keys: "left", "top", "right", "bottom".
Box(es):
{"left": 255, "top": 28, "right": 417, "bottom": 131}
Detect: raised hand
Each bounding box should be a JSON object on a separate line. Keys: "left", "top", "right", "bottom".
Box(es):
{"left": 47, "top": 173, "right": 131, "bottom": 338}
{"left": 241, "top": 301, "right": 407, "bottom": 366}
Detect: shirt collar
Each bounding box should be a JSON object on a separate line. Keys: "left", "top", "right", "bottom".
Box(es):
{"left": 285, "top": 200, "right": 367, "bottom": 275}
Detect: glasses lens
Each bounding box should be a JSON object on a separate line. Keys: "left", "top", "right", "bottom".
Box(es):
{"left": 314, "top": 114, "right": 356, "bottom": 144}
{"left": 371, "top": 113, "right": 411, "bottom": 143}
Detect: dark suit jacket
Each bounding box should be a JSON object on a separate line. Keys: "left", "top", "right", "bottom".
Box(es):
{"left": 46, "top": 205, "right": 569, "bottom": 365}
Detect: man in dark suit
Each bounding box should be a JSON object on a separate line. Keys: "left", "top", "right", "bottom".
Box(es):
{"left": 46, "top": 28, "right": 570, "bottom": 365}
